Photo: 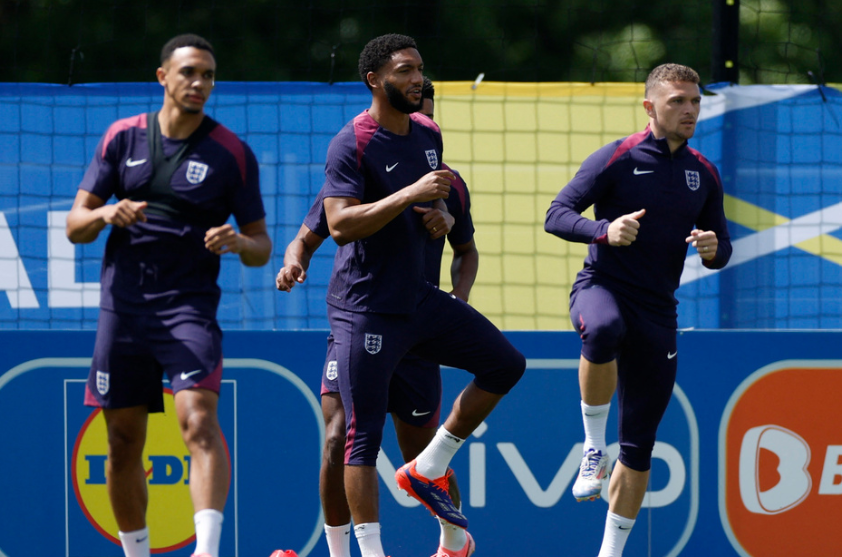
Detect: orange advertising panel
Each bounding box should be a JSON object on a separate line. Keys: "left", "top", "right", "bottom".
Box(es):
{"left": 721, "top": 362, "right": 842, "bottom": 556}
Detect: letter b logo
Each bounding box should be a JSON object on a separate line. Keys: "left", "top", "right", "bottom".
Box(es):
{"left": 738, "top": 425, "right": 811, "bottom": 514}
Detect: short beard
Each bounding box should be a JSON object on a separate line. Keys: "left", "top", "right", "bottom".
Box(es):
{"left": 384, "top": 80, "right": 422, "bottom": 114}
{"left": 181, "top": 104, "right": 202, "bottom": 115}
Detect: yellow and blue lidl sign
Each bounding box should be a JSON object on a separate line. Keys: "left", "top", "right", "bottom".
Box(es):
{"left": 72, "top": 389, "right": 223, "bottom": 552}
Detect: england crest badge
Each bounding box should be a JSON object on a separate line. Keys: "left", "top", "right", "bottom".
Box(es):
{"left": 326, "top": 360, "right": 338, "bottom": 381}
{"left": 364, "top": 333, "right": 383, "bottom": 355}
{"left": 96, "top": 370, "right": 110, "bottom": 395}
{"left": 425, "top": 149, "right": 439, "bottom": 169}
{"left": 685, "top": 169, "right": 701, "bottom": 191}
{"left": 186, "top": 161, "right": 209, "bottom": 184}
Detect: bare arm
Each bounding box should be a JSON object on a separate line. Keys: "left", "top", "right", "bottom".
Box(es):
{"left": 449, "top": 239, "right": 479, "bottom": 302}
{"left": 204, "top": 218, "right": 272, "bottom": 267}
{"left": 276, "top": 224, "right": 326, "bottom": 292}
{"left": 65, "top": 189, "right": 148, "bottom": 244}
{"left": 324, "top": 169, "right": 453, "bottom": 246}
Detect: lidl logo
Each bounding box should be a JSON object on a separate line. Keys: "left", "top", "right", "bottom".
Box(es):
{"left": 720, "top": 361, "right": 842, "bottom": 556}
{"left": 71, "top": 389, "right": 230, "bottom": 553}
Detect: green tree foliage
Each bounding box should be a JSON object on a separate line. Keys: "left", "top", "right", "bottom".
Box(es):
{"left": 0, "top": 0, "right": 838, "bottom": 84}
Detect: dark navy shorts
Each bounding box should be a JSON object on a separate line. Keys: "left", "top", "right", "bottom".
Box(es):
{"left": 84, "top": 309, "right": 223, "bottom": 413}
{"left": 321, "top": 333, "right": 442, "bottom": 429}
{"left": 328, "top": 287, "right": 525, "bottom": 466}
{"left": 570, "top": 284, "right": 677, "bottom": 472}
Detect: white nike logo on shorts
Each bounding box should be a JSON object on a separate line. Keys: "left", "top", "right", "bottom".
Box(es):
{"left": 180, "top": 369, "right": 203, "bottom": 380}
{"left": 667, "top": 351, "right": 678, "bottom": 359}
{"left": 126, "top": 158, "right": 147, "bottom": 167}
{"left": 386, "top": 162, "right": 399, "bottom": 172}
{"left": 412, "top": 409, "right": 431, "bottom": 417}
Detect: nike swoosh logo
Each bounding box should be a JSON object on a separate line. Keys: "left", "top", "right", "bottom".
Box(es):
{"left": 412, "top": 409, "right": 431, "bottom": 417}
{"left": 667, "top": 351, "right": 678, "bottom": 359}
{"left": 386, "top": 163, "right": 399, "bottom": 172}
{"left": 126, "top": 158, "right": 147, "bottom": 167}
{"left": 633, "top": 167, "right": 654, "bottom": 175}
{"left": 618, "top": 526, "right": 632, "bottom": 530}
{"left": 180, "top": 369, "right": 203, "bottom": 380}
{"left": 136, "top": 536, "right": 148, "bottom": 543}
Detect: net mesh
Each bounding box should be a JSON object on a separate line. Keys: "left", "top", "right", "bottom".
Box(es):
{"left": 1, "top": 1, "right": 842, "bottom": 330}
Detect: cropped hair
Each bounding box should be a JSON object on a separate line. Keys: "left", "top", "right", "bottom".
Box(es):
{"left": 645, "top": 63, "right": 700, "bottom": 97}
{"left": 161, "top": 34, "right": 215, "bottom": 65}
{"left": 422, "top": 76, "right": 435, "bottom": 101}
{"left": 358, "top": 34, "right": 418, "bottom": 89}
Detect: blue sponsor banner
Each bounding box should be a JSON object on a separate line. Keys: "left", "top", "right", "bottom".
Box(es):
{"left": 0, "top": 329, "right": 840, "bottom": 556}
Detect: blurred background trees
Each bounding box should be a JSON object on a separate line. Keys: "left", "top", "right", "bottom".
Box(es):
{"left": 1, "top": 0, "right": 838, "bottom": 85}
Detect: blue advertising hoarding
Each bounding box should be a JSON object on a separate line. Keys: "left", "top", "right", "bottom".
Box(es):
{"left": 0, "top": 329, "right": 840, "bottom": 556}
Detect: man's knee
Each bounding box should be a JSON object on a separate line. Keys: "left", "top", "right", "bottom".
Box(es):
{"left": 476, "top": 347, "right": 526, "bottom": 394}
{"left": 504, "top": 349, "right": 527, "bottom": 390}
{"left": 580, "top": 320, "right": 623, "bottom": 363}
{"left": 618, "top": 443, "right": 654, "bottom": 472}
{"left": 106, "top": 432, "right": 145, "bottom": 469}
{"left": 321, "top": 394, "right": 346, "bottom": 466}
{"left": 180, "top": 410, "right": 222, "bottom": 452}
{"left": 324, "top": 421, "right": 347, "bottom": 467}
{"left": 104, "top": 411, "right": 147, "bottom": 465}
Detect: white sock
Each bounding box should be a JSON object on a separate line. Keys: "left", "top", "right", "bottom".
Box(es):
{"left": 415, "top": 426, "right": 464, "bottom": 479}
{"left": 438, "top": 517, "right": 467, "bottom": 552}
{"left": 193, "top": 509, "right": 224, "bottom": 557}
{"left": 354, "top": 522, "right": 385, "bottom": 557}
{"left": 325, "top": 523, "right": 352, "bottom": 557}
{"left": 582, "top": 401, "right": 610, "bottom": 453}
{"left": 597, "top": 511, "right": 635, "bottom": 557}
{"left": 118, "top": 527, "right": 150, "bottom": 557}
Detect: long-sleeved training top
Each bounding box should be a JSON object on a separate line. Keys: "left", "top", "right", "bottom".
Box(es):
{"left": 545, "top": 126, "right": 732, "bottom": 322}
